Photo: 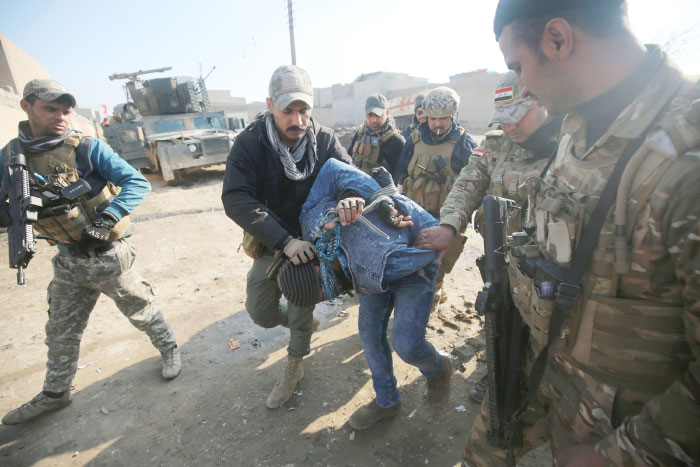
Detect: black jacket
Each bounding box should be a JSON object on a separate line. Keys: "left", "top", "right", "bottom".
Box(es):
{"left": 222, "top": 117, "right": 352, "bottom": 249}
{"left": 347, "top": 130, "right": 405, "bottom": 177}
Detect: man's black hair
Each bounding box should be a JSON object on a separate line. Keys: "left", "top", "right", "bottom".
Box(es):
{"left": 23, "top": 93, "right": 75, "bottom": 108}
{"left": 505, "top": 3, "right": 629, "bottom": 54}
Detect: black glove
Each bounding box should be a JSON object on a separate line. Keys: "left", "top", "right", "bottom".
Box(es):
{"left": 80, "top": 211, "right": 119, "bottom": 248}
{"left": 0, "top": 200, "right": 10, "bottom": 228}
{"left": 371, "top": 166, "right": 394, "bottom": 188}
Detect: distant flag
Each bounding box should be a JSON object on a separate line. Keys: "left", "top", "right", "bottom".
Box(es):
{"left": 102, "top": 104, "right": 108, "bottom": 119}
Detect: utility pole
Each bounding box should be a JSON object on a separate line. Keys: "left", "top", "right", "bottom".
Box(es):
{"left": 287, "top": 0, "right": 297, "bottom": 65}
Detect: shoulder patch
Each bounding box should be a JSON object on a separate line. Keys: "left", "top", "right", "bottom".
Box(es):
{"left": 485, "top": 129, "right": 504, "bottom": 139}
{"left": 471, "top": 148, "right": 486, "bottom": 158}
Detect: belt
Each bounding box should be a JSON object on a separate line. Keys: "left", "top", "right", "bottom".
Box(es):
{"left": 58, "top": 241, "right": 119, "bottom": 258}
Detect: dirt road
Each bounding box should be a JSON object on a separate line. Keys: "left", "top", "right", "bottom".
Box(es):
{"left": 0, "top": 168, "right": 550, "bottom": 466}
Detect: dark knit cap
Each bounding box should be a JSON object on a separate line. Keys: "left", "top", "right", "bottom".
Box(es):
{"left": 414, "top": 94, "right": 425, "bottom": 111}
{"left": 493, "top": 0, "right": 625, "bottom": 40}
{"left": 277, "top": 260, "right": 322, "bottom": 308}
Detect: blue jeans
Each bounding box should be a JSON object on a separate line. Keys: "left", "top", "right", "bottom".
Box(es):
{"left": 358, "top": 260, "right": 445, "bottom": 408}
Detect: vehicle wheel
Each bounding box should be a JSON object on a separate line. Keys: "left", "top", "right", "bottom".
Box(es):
{"left": 167, "top": 169, "right": 184, "bottom": 186}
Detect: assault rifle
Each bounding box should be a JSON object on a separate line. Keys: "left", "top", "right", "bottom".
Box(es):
{"left": 474, "top": 195, "right": 526, "bottom": 467}
{"left": 3, "top": 141, "right": 42, "bottom": 285}
{"left": 416, "top": 155, "right": 448, "bottom": 185}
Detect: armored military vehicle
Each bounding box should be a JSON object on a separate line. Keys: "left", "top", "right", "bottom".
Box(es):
{"left": 103, "top": 67, "right": 239, "bottom": 182}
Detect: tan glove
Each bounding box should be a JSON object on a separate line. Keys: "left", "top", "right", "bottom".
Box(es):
{"left": 336, "top": 197, "right": 364, "bottom": 225}
{"left": 283, "top": 238, "right": 317, "bottom": 265}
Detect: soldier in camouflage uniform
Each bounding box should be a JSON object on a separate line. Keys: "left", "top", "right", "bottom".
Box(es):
{"left": 348, "top": 94, "right": 405, "bottom": 176}
{"left": 459, "top": 0, "right": 700, "bottom": 465}
{"left": 0, "top": 80, "right": 180, "bottom": 426}
{"left": 415, "top": 70, "right": 562, "bottom": 403}
{"left": 395, "top": 87, "right": 478, "bottom": 305}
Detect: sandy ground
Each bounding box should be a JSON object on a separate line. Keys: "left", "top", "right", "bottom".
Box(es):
{"left": 0, "top": 167, "right": 551, "bottom": 466}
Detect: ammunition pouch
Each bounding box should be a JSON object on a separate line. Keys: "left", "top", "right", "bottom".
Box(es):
{"left": 352, "top": 128, "right": 399, "bottom": 174}
{"left": 404, "top": 133, "right": 458, "bottom": 213}
{"left": 238, "top": 230, "right": 264, "bottom": 259}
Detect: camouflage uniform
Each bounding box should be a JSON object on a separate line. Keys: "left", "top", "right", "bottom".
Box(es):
{"left": 463, "top": 47, "right": 700, "bottom": 466}
{"left": 439, "top": 124, "right": 559, "bottom": 235}
{"left": 45, "top": 240, "right": 175, "bottom": 393}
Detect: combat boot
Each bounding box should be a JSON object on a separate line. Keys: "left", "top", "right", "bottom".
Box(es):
{"left": 266, "top": 354, "right": 304, "bottom": 409}
{"left": 161, "top": 347, "right": 182, "bottom": 380}
{"left": 426, "top": 355, "right": 452, "bottom": 409}
{"left": 348, "top": 399, "right": 401, "bottom": 430}
{"left": 2, "top": 391, "right": 72, "bottom": 425}
{"left": 469, "top": 374, "right": 488, "bottom": 404}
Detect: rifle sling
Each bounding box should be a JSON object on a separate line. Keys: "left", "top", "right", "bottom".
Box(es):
{"left": 526, "top": 135, "right": 646, "bottom": 396}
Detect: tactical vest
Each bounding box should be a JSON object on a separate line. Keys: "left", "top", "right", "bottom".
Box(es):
{"left": 352, "top": 128, "right": 400, "bottom": 174}
{"left": 474, "top": 130, "right": 550, "bottom": 235}
{"left": 404, "top": 128, "right": 463, "bottom": 214}
{"left": 4, "top": 135, "right": 130, "bottom": 245}
{"left": 509, "top": 78, "right": 700, "bottom": 401}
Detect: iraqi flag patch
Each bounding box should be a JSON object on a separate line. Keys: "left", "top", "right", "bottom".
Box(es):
{"left": 494, "top": 86, "right": 514, "bottom": 103}
{"left": 471, "top": 148, "right": 485, "bottom": 158}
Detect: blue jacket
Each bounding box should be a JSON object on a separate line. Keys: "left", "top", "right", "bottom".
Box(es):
{"left": 300, "top": 159, "right": 437, "bottom": 295}
{"left": 1, "top": 136, "right": 151, "bottom": 220}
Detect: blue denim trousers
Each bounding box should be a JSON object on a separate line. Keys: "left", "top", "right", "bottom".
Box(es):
{"left": 358, "top": 259, "right": 445, "bottom": 408}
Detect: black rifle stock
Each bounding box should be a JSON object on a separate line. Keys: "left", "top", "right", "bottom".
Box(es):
{"left": 474, "top": 195, "right": 524, "bottom": 467}
{"left": 4, "top": 140, "right": 42, "bottom": 285}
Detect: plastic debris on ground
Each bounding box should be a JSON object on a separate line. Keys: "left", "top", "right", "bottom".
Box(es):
{"left": 228, "top": 339, "right": 240, "bottom": 351}
{"left": 455, "top": 405, "right": 468, "bottom": 412}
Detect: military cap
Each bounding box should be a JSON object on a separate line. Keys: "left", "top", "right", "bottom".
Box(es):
{"left": 423, "top": 86, "right": 460, "bottom": 118}
{"left": 365, "top": 94, "right": 388, "bottom": 117}
{"left": 269, "top": 64, "right": 314, "bottom": 110}
{"left": 23, "top": 79, "right": 76, "bottom": 107}
{"left": 490, "top": 70, "right": 532, "bottom": 125}
{"left": 493, "top": 0, "right": 626, "bottom": 39}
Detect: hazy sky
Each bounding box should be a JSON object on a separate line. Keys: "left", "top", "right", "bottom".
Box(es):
{"left": 2, "top": 0, "right": 699, "bottom": 114}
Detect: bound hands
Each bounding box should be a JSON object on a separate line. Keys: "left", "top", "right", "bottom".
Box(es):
{"left": 414, "top": 224, "right": 456, "bottom": 264}
{"left": 336, "top": 197, "right": 364, "bottom": 226}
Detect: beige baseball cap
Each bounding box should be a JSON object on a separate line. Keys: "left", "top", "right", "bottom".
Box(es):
{"left": 490, "top": 71, "right": 531, "bottom": 125}
{"left": 365, "top": 94, "right": 388, "bottom": 117}
{"left": 23, "top": 79, "right": 76, "bottom": 107}
{"left": 268, "top": 65, "right": 313, "bottom": 110}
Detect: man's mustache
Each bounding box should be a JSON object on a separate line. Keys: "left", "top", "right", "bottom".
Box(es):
{"left": 287, "top": 125, "right": 305, "bottom": 132}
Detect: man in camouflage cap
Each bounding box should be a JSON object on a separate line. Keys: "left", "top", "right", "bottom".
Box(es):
{"left": 348, "top": 94, "right": 405, "bottom": 176}
{"left": 0, "top": 79, "right": 181, "bottom": 425}
{"left": 415, "top": 70, "right": 562, "bottom": 403}
{"left": 395, "top": 86, "right": 478, "bottom": 307}
{"left": 461, "top": 0, "right": 700, "bottom": 465}
{"left": 222, "top": 65, "right": 351, "bottom": 410}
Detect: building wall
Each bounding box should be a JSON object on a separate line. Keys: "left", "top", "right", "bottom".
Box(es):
{"left": 449, "top": 70, "right": 503, "bottom": 133}
{"left": 0, "top": 33, "right": 50, "bottom": 95}
{"left": 329, "top": 72, "right": 430, "bottom": 126}
{"left": 208, "top": 89, "right": 246, "bottom": 106}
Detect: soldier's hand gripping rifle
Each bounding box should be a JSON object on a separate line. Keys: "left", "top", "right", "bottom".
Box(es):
{"left": 474, "top": 195, "right": 526, "bottom": 467}
{"left": 2, "top": 141, "right": 42, "bottom": 285}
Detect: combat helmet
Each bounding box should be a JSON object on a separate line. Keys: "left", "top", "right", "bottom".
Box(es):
{"left": 423, "top": 86, "right": 460, "bottom": 118}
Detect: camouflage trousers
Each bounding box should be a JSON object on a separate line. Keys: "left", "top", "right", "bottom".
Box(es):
{"left": 463, "top": 346, "right": 628, "bottom": 466}
{"left": 43, "top": 239, "right": 176, "bottom": 393}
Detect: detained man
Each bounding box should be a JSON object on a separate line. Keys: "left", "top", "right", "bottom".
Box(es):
{"left": 272, "top": 158, "right": 452, "bottom": 430}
